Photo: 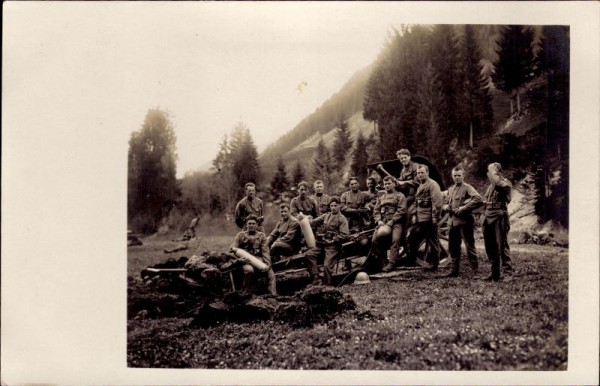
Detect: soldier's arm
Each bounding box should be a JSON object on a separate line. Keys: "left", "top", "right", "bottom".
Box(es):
{"left": 340, "top": 193, "right": 353, "bottom": 214}
{"left": 309, "top": 214, "right": 325, "bottom": 228}
{"left": 310, "top": 198, "right": 319, "bottom": 218}
{"left": 266, "top": 224, "right": 280, "bottom": 247}
{"left": 278, "top": 220, "right": 300, "bottom": 244}
{"left": 393, "top": 193, "right": 407, "bottom": 223}
{"left": 231, "top": 232, "right": 242, "bottom": 250}
{"left": 373, "top": 197, "right": 382, "bottom": 223}
{"left": 289, "top": 198, "right": 300, "bottom": 217}
{"left": 431, "top": 183, "right": 444, "bottom": 217}
{"left": 234, "top": 202, "right": 245, "bottom": 229}
{"left": 462, "top": 185, "right": 483, "bottom": 213}
{"left": 495, "top": 179, "right": 512, "bottom": 203}
{"left": 338, "top": 216, "right": 350, "bottom": 239}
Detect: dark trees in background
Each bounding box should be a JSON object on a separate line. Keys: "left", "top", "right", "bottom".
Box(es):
{"left": 270, "top": 156, "right": 290, "bottom": 196}
{"left": 492, "top": 25, "right": 535, "bottom": 118}
{"left": 312, "top": 139, "right": 335, "bottom": 189}
{"left": 350, "top": 132, "right": 369, "bottom": 185}
{"left": 331, "top": 116, "right": 353, "bottom": 169}
{"left": 128, "top": 108, "right": 179, "bottom": 233}
{"left": 292, "top": 160, "right": 306, "bottom": 186}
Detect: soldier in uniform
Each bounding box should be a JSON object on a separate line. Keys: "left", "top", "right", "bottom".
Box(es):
{"left": 234, "top": 183, "right": 264, "bottom": 231}
{"left": 231, "top": 215, "right": 277, "bottom": 295}
{"left": 340, "top": 177, "right": 370, "bottom": 233}
{"left": 442, "top": 166, "right": 483, "bottom": 277}
{"left": 364, "top": 176, "right": 382, "bottom": 229}
{"left": 290, "top": 181, "right": 319, "bottom": 219}
{"left": 481, "top": 162, "right": 513, "bottom": 281}
{"left": 311, "top": 180, "right": 330, "bottom": 216}
{"left": 406, "top": 165, "right": 444, "bottom": 271}
{"left": 299, "top": 196, "right": 349, "bottom": 286}
{"left": 394, "top": 149, "right": 420, "bottom": 215}
{"left": 266, "top": 203, "right": 302, "bottom": 262}
{"left": 370, "top": 176, "right": 407, "bottom": 272}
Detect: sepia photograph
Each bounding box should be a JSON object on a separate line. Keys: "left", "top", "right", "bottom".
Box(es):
{"left": 3, "top": 1, "right": 599, "bottom": 385}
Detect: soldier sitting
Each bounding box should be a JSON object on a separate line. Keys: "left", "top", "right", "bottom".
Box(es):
{"left": 298, "top": 196, "right": 349, "bottom": 286}
{"left": 266, "top": 203, "right": 302, "bottom": 262}
{"left": 230, "top": 215, "right": 277, "bottom": 295}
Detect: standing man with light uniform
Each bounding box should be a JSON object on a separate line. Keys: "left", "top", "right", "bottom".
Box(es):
{"left": 481, "top": 162, "right": 513, "bottom": 281}
{"left": 442, "top": 166, "right": 483, "bottom": 277}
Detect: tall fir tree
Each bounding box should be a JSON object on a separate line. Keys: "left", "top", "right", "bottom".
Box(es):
{"left": 414, "top": 62, "right": 446, "bottom": 164}
{"left": 292, "top": 161, "right": 306, "bottom": 185}
{"left": 312, "top": 139, "right": 335, "bottom": 188}
{"left": 350, "top": 132, "right": 369, "bottom": 184}
{"left": 492, "top": 25, "right": 535, "bottom": 117}
{"left": 331, "top": 115, "right": 352, "bottom": 168}
{"left": 270, "top": 156, "right": 289, "bottom": 196}
{"left": 128, "top": 108, "right": 179, "bottom": 233}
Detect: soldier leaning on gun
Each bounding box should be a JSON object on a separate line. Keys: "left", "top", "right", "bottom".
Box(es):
{"left": 371, "top": 176, "right": 407, "bottom": 273}
{"left": 231, "top": 215, "right": 276, "bottom": 295}
{"left": 482, "top": 162, "right": 513, "bottom": 281}
{"left": 340, "top": 177, "right": 370, "bottom": 233}
{"left": 442, "top": 165, "right": 483, "bottom": 278}
{"left": 299, "top": 196, "right": 349, "bottom": 286}
{"left": 406, "top": 164, "right": 444, "bottom": 271}
{"left": 234, "top": 182, "right": 264, "bottom": 231}
{"left": 290, "top": 181, "right": 319, "bottom": 219}
{"left": 266, "top": 203, "right": 302, "bottom": 262}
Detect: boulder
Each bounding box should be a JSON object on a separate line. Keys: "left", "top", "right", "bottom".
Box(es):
{"left": 275, "top": 301, "right": 312, "bottom": 327}
{"left": 233, "top": 296, "right": 280, "bottom": 322}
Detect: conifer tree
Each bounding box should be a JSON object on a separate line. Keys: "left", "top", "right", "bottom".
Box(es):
{"left": 270, "top": 156, "right": 289, "bottom": 196}
{"left": 292, "top": 161, "right": 306, "bottom": 185}
{"left": 332, "top": 116, "right": 352, "bottom": 168}
{"left": 350, "top": 132, "right": 369, "bottom": 184}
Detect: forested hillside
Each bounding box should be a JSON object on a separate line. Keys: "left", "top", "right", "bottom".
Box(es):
{"left": 128, "top": 24, "right": 569, "bottom": 234}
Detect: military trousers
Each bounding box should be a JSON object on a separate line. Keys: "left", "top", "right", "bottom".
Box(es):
{"left": 448, "top": 220, "right": 478, "bottom": 273}
{"left": 304, "top": 245, "right": 340, "bottom": 286}
{"left": 270, "top": 241, "right": 296, "bottom": 262}
{"left": 407, "top": 221, "right": 441, "bottom": 268}
{"left": 483, "top": 216, "right": 509, "bottom": 280}
{"left": 372, "top": 223, "right": 403, "bottom": 267}
{"left": 241, "top": 264, "right": 277, "bottom": 295}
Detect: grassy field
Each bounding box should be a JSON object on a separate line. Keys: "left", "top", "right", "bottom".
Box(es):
{"left": 127, "top": 233, "right": 568, "bottom": 370}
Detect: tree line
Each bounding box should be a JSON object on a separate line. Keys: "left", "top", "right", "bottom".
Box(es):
{"left": 127, "top": 25, "right": 569, "bottom": 233}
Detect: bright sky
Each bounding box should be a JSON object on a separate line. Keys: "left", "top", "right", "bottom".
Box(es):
{"left": 4, "top": 2, "right": 413, "bottom": 178}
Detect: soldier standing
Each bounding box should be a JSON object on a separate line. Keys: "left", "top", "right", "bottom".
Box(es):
{"left": 234, "top": 183, "right": 264, "bottom": 231}
{"left": 364, "top": 176, "right": 382, "bottom": 229}
{"left": 394, "top": 149, "right": 420, "bottom": 216}
{"left": 442, "top": 166, "right": 483, "bottom": 277}
{"left": 266, "top": 203, "right": 302, "bottom": 262}
{"left": 371, "top": 176, "right": 407, "bottom": 272}
{"left": 290, "top": 181, "right": 319, "bottom": 219}
{"left": 299, "top": 196, "right": 349, "bottom": 286}
{"left": 231, "top": 215, "right": 276, "bottom": 295}
{"left": 482, "top": 162, "right": 513, "bottom": 281}
{"left": 340, "top": 177, "right": 370, "bottom": 233}
{"left": 406, "top": 165, "right": 444, "bottom": 271}
{"left": 311, "top": 180, "right": 331, "bottom": 216}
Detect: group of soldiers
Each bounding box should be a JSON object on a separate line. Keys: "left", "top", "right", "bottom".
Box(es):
{"left": 229, "top": 149, "right": 513, "bottom": 296}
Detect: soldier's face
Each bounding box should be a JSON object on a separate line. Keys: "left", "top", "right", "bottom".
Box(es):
{"left": 452, "top": 171, "right": 464, "bottom": 185}
{"left": 298, "top": 186, "right": 307, "bottom": 197}
{"left": 329, "top": 202, "right": 340, "bottom": 214}
{"left": 384, "top": 180, "right": 394, "bottom": 192}
{"left": 246, "top": 186, "right": 255, "bottom": 198}
{"left": 416, "top": 168, "right": 428, "bottom": 183}
{"left": 350, "top": 181, "right": 359, "bottom": 191}
{"left": 367, "top": 180, "right": 375, "bottom": 190}
{"left": 280, "top": 207, "right": 290, "bottom": 220}
{"left": 399, "top": 154, "right": 410, "bottom": 166}
{"left": 487, "top": 165, "right": 499, "bottom": 182}
{"left": 246, "top": 220, "right": 258, "bottom": 232}
{"left": 314, "top": 183, "right": 324, "bottom": 194}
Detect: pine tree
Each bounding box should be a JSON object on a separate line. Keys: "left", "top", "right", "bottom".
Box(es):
{"left": 350, "top": 132, "right": 369, "bottom": 184}
{"left": 270, "top": 156, "right": 289, "bottom": 196}
{"left": 312, "top": 139, "right": 335, "bottom": 187}
{"left": 492, "top": 25, "right": 535, "bottom": 117}
{"left": 292, "top": 161, "right": 306, "bottom": 185}
{"left": 128, "top": 108, "right": 179, "bottom": 233}
{"left": 414, "top": 62, "right": 446, "bottom": 163}
{"left": 229, "top": 122, "right": 261, "bottom": 197}
{"left": 331, "top": 115, "right": 352, "bottom": 168}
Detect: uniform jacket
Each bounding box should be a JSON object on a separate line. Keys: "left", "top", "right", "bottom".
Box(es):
{"left": 444, "top": 182, "right": 483, "bottom": 226}
{"left": 310, "top": 212, "right": 350, "bottom": 240}
{"left": 397, "top": 161, "right": 420, "bottom": 198}
{"left": 266, "top": 216, "right": 302, "bottom": 248}
{"left": 290, "top": 196, "right": 319, "bottom": 218}
{"left": 374, "top": 191, "right": 407, "bottom": 225}
{"left": 231, "top": 230, "right": 271, "bottom": 265}
{"left": 234, "top": 197, "right": 264, "bottom": 229}
{"left": 483, "top": 177, "right": 512, "bottom": 223}
{"left": 415, "top": 178, "right": 443, "bottom": 223}
{"left": 311, "top": 193, "right": 331, "bottom": 216}
{"left": 340, "top": 190, "right": 370, "bottom": 214}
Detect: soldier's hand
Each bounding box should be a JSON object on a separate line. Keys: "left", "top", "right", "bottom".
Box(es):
{"left": 297, "top": 213, "right": 305, "bottom": 221}
{"left": 377, "top": 220, "right": 384, "bottom": 227}
{"left": 454, "top": 207, "right": 463, "bottom": 215}
{"left": 441, "top": 204, "right": 450, "bottom": 212}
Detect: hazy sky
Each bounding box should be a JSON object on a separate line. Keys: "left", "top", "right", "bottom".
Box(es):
{"left": 5, "top": 2, "right": 417, "bottom": 178}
